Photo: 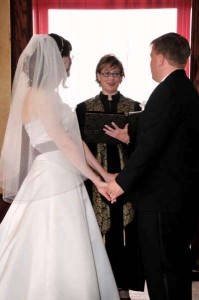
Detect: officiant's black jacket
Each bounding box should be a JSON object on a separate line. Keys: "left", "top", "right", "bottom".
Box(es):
{"left": 116, "top": 70, "right": 199, "bottom": 213}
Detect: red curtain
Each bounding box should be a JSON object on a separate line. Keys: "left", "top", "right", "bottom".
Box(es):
{"left": 33, "top": 0, "right": 191, "bottom": 42}
{"left": 190, "top": 0, "right": 199, "bottom": 94}
{"left": 33, "top": 0, "right": 190, "bottom": 9}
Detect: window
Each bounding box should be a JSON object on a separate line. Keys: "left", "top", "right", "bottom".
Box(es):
{"left": 33, "top": 0, "right": 191, "bottom": 107}
{"left": 49, "top": 9, "right": 177, "bottom": 106}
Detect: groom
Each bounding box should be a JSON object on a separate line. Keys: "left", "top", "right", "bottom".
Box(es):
{"left": 104, "top": 32, "right": 199, "bottom": 300}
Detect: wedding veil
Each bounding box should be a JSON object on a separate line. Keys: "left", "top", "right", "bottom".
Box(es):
{"left": 0, "top": 34, "right": 89, "bottom": 202}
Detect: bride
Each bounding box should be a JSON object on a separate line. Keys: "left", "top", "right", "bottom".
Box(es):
{"left": 0, "top": 34, "right": 120, "bottom": 300}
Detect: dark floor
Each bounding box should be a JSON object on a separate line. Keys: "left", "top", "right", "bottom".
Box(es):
{"left": 129, "top": 279, "right": 199, "bottom": 300}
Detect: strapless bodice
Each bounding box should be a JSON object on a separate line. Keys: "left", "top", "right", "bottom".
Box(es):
{"left": 25, "top": 103, "right": 76, "bottom": 147}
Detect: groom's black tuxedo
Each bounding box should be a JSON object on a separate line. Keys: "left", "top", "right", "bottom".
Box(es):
{"left": 116, "top": 69, "right": 199, "bottom": 300}
{"left": 116, "top": 69, "right": 199, "bottom": 213}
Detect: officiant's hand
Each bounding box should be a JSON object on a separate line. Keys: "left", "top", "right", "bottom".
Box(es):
{"left": 103, "top": 122, "right": 130, "bottom": 144}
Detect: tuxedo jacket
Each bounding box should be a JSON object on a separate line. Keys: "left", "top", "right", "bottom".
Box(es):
{"left": 116, "top": 70, "right": 199, "bottom": 213}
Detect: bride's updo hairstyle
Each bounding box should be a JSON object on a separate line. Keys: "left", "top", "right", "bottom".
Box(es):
{"left": 26, "top": 34, "right": 72, "bottom": 87}
{"left": 48, "top": 33, "right": 72, "bottom": 57}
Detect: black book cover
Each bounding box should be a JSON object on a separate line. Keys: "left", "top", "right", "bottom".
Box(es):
{"left": 84, "top": 111, "right": 141, "bottom": 144}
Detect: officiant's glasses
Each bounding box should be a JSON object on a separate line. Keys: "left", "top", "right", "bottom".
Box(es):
{"left": 100, "top": 71, "right": 122, "bottom": 78}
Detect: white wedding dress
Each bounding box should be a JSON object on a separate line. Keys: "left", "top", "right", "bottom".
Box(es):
{"left": 0, "top": 103, "right": 120, "bottom": 300}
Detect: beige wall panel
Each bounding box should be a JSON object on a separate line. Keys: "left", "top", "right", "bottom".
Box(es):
{"left": 0, "top": 0, "right": 11, "bottom": 149}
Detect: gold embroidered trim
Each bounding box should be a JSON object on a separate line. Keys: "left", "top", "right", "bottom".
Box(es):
{"left": 85, "top": 95, "right": 136, "bottom": 235}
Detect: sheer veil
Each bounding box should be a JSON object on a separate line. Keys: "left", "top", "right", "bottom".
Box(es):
{"left": 0, "top": 34, "right": 89, "bottom": 203}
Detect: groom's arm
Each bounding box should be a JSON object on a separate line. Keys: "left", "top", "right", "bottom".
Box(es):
{"left": 106, "top": 83, "right": 177, "bottom": 199}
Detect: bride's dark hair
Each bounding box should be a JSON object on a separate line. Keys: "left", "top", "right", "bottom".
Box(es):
{"left": 48, "top": 33, "right": 72, "bottom": 57}
{"left": 25, "top": 34, "right": 71, "bottom": 87}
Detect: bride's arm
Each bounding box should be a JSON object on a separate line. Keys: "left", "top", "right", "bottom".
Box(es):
{"left": 46, "top": 127, "right": 113, "bottom": 201}
{"left": 82, "top": 141, "right": 117, "bottom": 183}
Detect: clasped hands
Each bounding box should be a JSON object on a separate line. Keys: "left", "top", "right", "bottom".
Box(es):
{"left": 96, "top": 173, "right": 124, "bottom": 204}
